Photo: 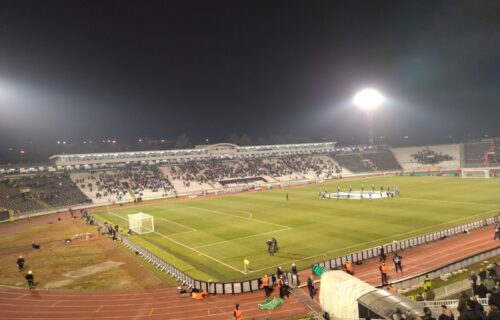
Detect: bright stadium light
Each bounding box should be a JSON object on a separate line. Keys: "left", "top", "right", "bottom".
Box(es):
{"left": 353, "top": 88, "right": 383, "bottom": 111}
{"left": 353, "top": 88, "right": 384, "bottom": 144}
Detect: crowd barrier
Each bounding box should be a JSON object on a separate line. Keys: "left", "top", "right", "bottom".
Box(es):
{"left": 389, "top": 246, "right": 500, "bottom": 292}
{"left": 97, "top": 214, "right": 499, "bottom": 295}
{"left": 417, "top": 297, "right": 489, "bottom": 308}
{"left": 312, "top": 215, "right": 499, "bottom": 275}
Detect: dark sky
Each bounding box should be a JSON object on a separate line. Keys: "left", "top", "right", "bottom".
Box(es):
{"left": 1, "top": 0, "right": 500, "bottom": 161}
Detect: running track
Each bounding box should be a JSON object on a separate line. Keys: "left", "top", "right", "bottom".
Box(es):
{"left": 0, "top": 218, "right": 498, "bottom": 319}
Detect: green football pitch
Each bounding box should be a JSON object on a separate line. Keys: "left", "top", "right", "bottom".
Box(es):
{"left": 94, "top": 176, "right": 500, "bottom": 282}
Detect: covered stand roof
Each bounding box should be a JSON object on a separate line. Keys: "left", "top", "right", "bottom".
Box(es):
{"left": 357, "top": 289, "right": 424, "bottom": 319}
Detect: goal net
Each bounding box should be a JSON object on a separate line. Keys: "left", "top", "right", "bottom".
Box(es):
{"left": 128, "top": 212, "right": 155, "bottom": 234}
{"left": 461, "top": 168, "right": 490, "bottom": 178}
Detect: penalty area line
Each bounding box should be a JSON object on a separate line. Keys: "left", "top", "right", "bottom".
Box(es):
{"left": 181, "top": 206, "right": 290, "bottom": 229}
{"left": 194, "top": 227, "right": 291, "bottom": 249}
{"left": 105, "top": 209, "right": 246, "bottom": 274}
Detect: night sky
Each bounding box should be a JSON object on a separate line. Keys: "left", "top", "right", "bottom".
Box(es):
{"left": 1, "top": 1, "right": 500, "bottom": 162}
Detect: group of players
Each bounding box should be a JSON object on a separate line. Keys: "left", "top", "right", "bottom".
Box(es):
{"left": 319, "top": 184, "right": 400, "bottom": 199}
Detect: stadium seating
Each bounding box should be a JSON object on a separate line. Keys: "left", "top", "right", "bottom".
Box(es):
{"left": 72, "top": 165, "right": 175, "bottom": 204}
{"left": 0, "top": 174, "right": 90, "bottom": 213}
{"left": 392, "top": 144, "right": 460, "bottom": 171}
{"left": 332, "top": 149, "right": 401, "bottom": 173}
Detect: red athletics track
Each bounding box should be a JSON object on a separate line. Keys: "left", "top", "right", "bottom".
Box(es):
{"left": 297, "top": 225, "right": 499, "bottom": 301}
{"left": 0, "top": 217, "right": 498, "bottom": 319}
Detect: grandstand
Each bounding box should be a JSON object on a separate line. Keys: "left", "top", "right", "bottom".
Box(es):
{"left": 2, "top": 140, "right": 500, "bottom": 216}
{"left": 392, "top": 144, "right": 460, "bottom": 172}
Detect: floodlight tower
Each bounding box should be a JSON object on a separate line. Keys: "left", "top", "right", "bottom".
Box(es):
{"left": 353, "top": 88, "right": 383, "bottom": 145}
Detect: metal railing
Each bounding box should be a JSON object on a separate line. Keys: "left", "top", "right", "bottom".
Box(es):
{"left": 433, "top": 278, "right": 471, "bottom": 300}
{"left": 417, "top": 297, "right": 489, "bottom": 308}
{"left": 389, "top": 246, "right": 500, "bottom": 292}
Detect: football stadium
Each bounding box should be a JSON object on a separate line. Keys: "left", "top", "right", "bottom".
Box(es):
{"left": 1, "top": 2, "right": 500, "bottom": 320}
{"left": 1, "top": 140, "right": 500, "bottom": 319}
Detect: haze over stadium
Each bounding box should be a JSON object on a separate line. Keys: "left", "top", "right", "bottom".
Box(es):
{"left": 1, "top": 1, "right": 500, "bottom": 320}
{"left": 1, "top": 1, "right": 500, "bottom": 163}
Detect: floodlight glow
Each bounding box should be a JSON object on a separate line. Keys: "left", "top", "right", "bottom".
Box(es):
{"left": 353, "top": 88, "right": 383, "bottom": 111}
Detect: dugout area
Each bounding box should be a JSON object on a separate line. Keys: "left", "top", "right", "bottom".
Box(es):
{"left": 320, "top": 271, "right": 424, "bottom": 319}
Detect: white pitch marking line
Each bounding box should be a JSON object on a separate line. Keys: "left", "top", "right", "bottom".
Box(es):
{"left": 181, "top": 206, "right": 290, "bottom": 229}
{"left": 398, "top": 197, "right": 500, "bottom": 207}
{"left": 247, "top": 207, "right": 500, "bottom": 274}
{"left": 157, "top": 217, "right": 197, "bottom": 231}
{"left": 194, "top": 227, "right": 291, "bottom": 249}
{"left": 105, "top": 210, "right": 246, "bottom": 274}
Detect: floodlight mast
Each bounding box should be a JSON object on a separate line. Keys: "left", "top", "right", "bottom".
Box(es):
{"left": 353, "top": 88, "right": 383, "bottom": 145}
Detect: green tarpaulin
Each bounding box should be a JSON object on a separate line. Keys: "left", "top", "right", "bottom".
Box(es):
{"left": 258, "top": 297, "right": 285, "bottom": 310}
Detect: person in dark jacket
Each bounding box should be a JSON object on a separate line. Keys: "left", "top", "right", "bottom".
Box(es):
{"left": 438, "top": 305, "right": 454, "bottom": 320}
{"left": 25, "top": 270, "right": 35, "bottom": 289}
{"left": 16, "top": 256, "right": 25, "bottom": 271}
{"left": 307, "top": 275, "right": 316, "bottom": 299}
{"left": 476, "top": 282, "right": 488, "bottom": 298}
{"left": 379, "top": 246, "right": 386, "bottom": 262}
{"left": 291, "top": 263, "right": 299, "bottom": 285}
{"left": 423, "top": 306, "right": 436, "bottom": 320}
{"left": 459, "top": 299, "right": 484, "bottom": 320}
{"left": 485, "top": 306, "right": 500, "bottom": 320}
{"left": 489, "top": 287, "right": 500, "bottom": 309}
{"left": 457, "top": 291, "right": 469, "bottom": 313}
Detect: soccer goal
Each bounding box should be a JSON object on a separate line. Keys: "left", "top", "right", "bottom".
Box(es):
{"left": 461, "top": 168, "right": 490, "bottom": 178}
{"left": 128, "top": 212, "right": 155, "bottom": 234}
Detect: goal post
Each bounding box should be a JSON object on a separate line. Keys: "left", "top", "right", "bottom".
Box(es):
{"left": 461, "top": 168, "right": 490, "bottom": 178}
{"left": 128, "top": 212, "right": 155, "bottom": 234}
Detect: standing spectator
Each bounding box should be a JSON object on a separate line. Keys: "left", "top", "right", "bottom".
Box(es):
{"left": 485, "top": 306, "right": 500, "bottom": 320}
{"left": 291, "top": 263, "right": 299, "bottom": 285}
{"left": 484, "top": 276, "right": 496, "bottom": 294}
{"left": 494, "top": 224, "right": 500, "bottom": 240}
{"left": 489, "top": 286, "right": 500, "bottom": 309}
{"left": 393, "top": 253, "right": 403, "bottom": 272}
{"left": 423, "top": 306, "right": 436, "bottom": 320}
{"left": 476, "top": 281, "right": 488, "bottom": 298}
{"left": 379, "top": 262, "right": 389, "bottom": 285}
{"left": 261, "top": 274, "right": 270, "bottom": 297}
{"left": 459, "top": 299, "right": 484, "bottom": 320}
{"left": 423, "top": 275, "right": 432, "bottom": 292}
{"left": 233, "top": 304, "right": 243, "bottom": 320}
{"left": 25, "top": 270, "right": 35, "bottom": 289}
{"left": 438, "top": 305, "right": 454, "bottom": 320}
{"left": 479, "top": 268, "right": 488, "bottom": 282}
{"left": 469, "top": 271, "right": 478, "bottom": 295}
{"left": 425, "top": 289, "right": 435, "bottom": 301}
{"left": 457, "top": 291, "right": 469, "bottom": 314}
{"left": 307, "top": 275, "right": 316, "bottom": 299}
{"left": 379, "top": 246, "right": 386, "bottom": 262}
{"left": 472, "top": 296, "right": 485, "bottom": 314}
{"left": 277, "top": 275, "right": 285, "bottom": 298}
{"left": 283, "top": 274, "right": 290, "bottom": 298}
{"left": 16, "top": 256, "right": 25, "bottom": 271}
{"left": 345, "top": 260, "right": 354, "bottom": 275}
{"left": 277, "top": 266, "right": 283, "bottom": 277}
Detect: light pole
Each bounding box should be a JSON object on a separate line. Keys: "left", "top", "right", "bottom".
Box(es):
{"left": 353, "top": 88, "right": 383, "bottom": 145}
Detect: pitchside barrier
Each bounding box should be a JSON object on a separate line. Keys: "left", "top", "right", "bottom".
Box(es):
{"left": 387, "top": 246, "right": 500, "bottom": 293}
{"left": 96, "top": 214, "right": 498, "bottom": 295}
